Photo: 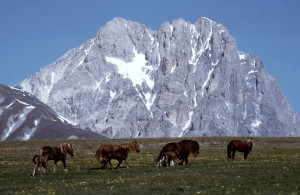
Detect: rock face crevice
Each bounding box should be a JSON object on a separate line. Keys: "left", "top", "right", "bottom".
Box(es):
{"left": 17, "top": 17, "right": 300, "bottom": 138}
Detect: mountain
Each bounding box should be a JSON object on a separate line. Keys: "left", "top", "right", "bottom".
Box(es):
{"left": 17, "top": 17, "right": 300, "bottom": 138}
{"left": 0, "top": 84, "right": 106, "bottom": 140}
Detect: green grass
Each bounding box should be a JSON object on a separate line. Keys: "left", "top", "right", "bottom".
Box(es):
{"left": 0, "top": 137, "right": 299, "bottom": 194}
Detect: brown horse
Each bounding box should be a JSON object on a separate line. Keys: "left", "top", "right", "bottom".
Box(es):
{"left": 102, "top": 148, "right": 131, "bottom": 169}
{"left": 40, "top": 143, "right": 74, "bottom": 172}
{"left": 156, "top": 140, "right": 200, "bottom": 166}
{"left": 227, "top": 138, "right": 253, "bottom": 160}
{"left": 95, "top": 140, "right": 140, "bottom": 166}
{"left": 32, "top": 152, "right": 52, "bottom": 176}
{"left": 157, "top": 147, "right": 179, "bottom": 167}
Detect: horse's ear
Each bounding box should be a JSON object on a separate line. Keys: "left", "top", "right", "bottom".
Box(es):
{"left": 134, "top": 140, "right": 137, "bottom": 143}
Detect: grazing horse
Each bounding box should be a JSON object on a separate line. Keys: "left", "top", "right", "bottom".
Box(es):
{"left": 95, "top": 140, "right": 140, "bottom": 166}
{"left": 156, "top": 140, "right": 200, "bottom": 166}
{"left": 40, "top": 143, "right": 74, "bottom": 172}
{"left": 32, "top": 152, "right": 52, "bottom": 176}
{"left": 102, "top": 148, "right": 131, "bottom": 169}
{"left": 227, "top": 138, "right": 253, "bottom": 160}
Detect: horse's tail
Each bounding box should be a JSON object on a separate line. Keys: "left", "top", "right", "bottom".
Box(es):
{"left": 156, "top": 145, "right": 171, "bottom": 162}
{"left": 227, "top": 141, "right": 232, "bottom": 159}
{"left": 32, "top": 155, "right": 38, "bottom": 164}
{"left": 95, "top": 146, "right": 103, "bottom": 163}
{"left": 156, "top": 147, "right": 166, "bottom": 162}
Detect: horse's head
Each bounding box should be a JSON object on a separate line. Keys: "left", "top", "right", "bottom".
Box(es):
{"left": 246, "top": 138, "right": 253, "bottom": 147}
{"left": 67, "top": 144, "right": 74, "bottom": 157}
{"left": 130, "top": 140, "right": 140, "bottom": 153}
{"left": 61, "top": 143, "right": 74, "bottom": 157}
{"left": 192, "top": 141, "right": 200, "bottom": 157}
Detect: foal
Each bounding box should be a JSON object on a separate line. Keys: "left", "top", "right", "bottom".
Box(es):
{"left": 32, "top": 152, "right": 52, "bottom": 176}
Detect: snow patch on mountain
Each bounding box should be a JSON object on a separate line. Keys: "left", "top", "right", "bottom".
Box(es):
{"left": 106, "top": 48, "right": 154, "bottom": 89}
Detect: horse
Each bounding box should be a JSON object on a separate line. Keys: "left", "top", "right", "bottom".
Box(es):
{"left": 40, "top": 143, "right": 74, "bottom": 172}
{"left": 95, "top": 140, "right": 140, "bottom": 167}
{"left": 101, "top": 148, "right": 131, "bottom": 169}
{"left": 227, "top": 138, "right": 253, "bottom": 160}
{"left": 156, "top": 140, "right": 200, "bottom": 166}
{"left": 31, "top": 152, "right": 52, "bottom": 176}
{"left": 157, "top": 147, "right": 179, "bottom": 167}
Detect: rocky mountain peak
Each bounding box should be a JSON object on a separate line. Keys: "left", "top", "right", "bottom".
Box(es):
{"left": 16, "top": 17, "right": 300, "bottom": 138}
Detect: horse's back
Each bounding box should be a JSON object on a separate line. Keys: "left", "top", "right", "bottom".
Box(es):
{"left": 178, "top": 140, "right": 200, "bottom": 154}
{"left": 227, "top": 140, "right": 240, "bottom": 147}
{"left": 227, "top": 140, "right": 248, "bottom": 152}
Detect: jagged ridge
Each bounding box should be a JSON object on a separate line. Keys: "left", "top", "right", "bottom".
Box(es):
{"left": 17, "top": 17, "right": 300, "bottom": 138}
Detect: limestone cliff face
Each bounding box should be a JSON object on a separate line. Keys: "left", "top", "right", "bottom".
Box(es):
{"left": 17, "top": 17, "right": 300, "bottom": 138}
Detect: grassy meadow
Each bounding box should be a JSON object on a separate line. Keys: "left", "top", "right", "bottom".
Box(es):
{"left": 0, "top": 137, "right": 299, "bottom": 194}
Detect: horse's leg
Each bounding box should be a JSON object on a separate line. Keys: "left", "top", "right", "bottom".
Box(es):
{"left": 54, "top": 160, "right": 58, "bottom": 172}
{"left": 36, "top": 161, "right": 42, "bottom": 175}
{"left": 41, "top": 165, "right": 45, "bottom": 175}
{"left": 244, "top": 151, "right": 249, "bottom": 160}
{"left": 116, "top": 160, "right": 122, "bottom": 169}
{"left": 62, "top": 158, "right": 68, "bottom": 172}
{"left": 108, "top": 159, "right": 112, "bottom": 169}
{"left": 162, "top": 155, "right": 167, "bottom": 167}
{"left": 178, "top": 155, "right": 184, "bottom": 165}
{"left": 45, "top": 161, "right": 48, "bottom": 175}
{"left": 124, "top": 159, "right": 129, "bottom": 168}
{"left": 232, "top": 150, "right": 236, "bottom": 160}
{"left": 32, "top": 163, "right": 37, "bottom": 176}
{"left": 102, "top": 160, "right": 106, "bottom": 169}
{"left": 227, "top": 148, "right": 232, "bottom": 160}
{"left": 185, "top": 156, "right": 189, "bottom": 165}
{"left": 157, "top": 155, "right": 164, "bottom": 167}
{"left": 166, "top": 155, "right": 170, "bottom": 167}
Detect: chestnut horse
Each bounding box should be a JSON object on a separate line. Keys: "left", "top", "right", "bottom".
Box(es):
{"left": 95, "top": 140, "right": 140, "bottom": 166}
{"left": 227, "top": 138, "right": 253, "bottom": 160}
{"left": 40, "top": 143, "right": 74, "bottom": 172}
{"left": 156, "top": 140, "right": 200, "bottom": 166}
{"left": 102, "top": 148, "right": 131, "bottom": 169}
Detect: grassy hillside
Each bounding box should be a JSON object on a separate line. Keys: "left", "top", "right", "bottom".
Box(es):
{"left": 0, "top": 137, "right": 299, "bottom": 194}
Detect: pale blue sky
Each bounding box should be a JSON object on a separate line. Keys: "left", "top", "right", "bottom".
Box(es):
{"left": 0, "top": 0, "right": 299, "bottom": 115}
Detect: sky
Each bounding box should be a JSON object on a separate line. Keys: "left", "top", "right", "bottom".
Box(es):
{"left": 0, "top": 0, "right": 299, "bottom": 115}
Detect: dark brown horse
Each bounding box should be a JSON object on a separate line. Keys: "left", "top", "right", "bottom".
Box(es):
{"left": 156, "top": 140, "right": 200, "bottom": 166}
{"left": 32, "top": 152, "right": 52, "bottom": 176}
{"left": 102, "top": 148, "right": 131, "bottom": 169}
{"left": 40, "top": 143, "right": 74, "bottom": 172}
{"left": 95, "top": 140, "right": 140, "bottom": 166}
{"left": 227, "top": 138, "right": 253, "bottom": 160}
